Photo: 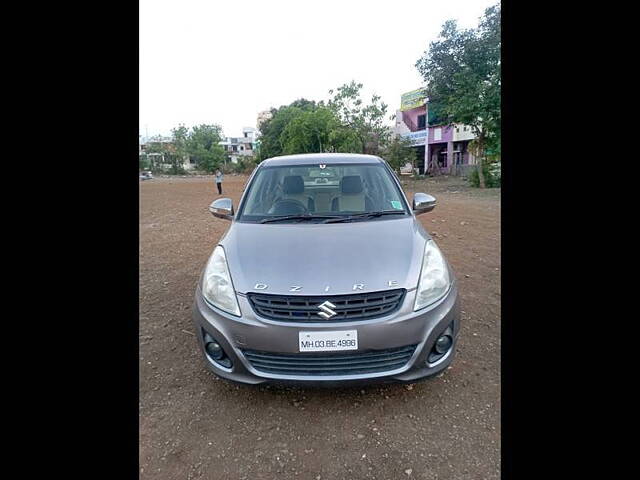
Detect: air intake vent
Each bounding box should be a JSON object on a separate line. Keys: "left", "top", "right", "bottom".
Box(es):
{"left": 242, "top": 345, "right": 417, "bottom": 376}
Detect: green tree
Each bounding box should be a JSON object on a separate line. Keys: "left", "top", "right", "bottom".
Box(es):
{"left": 168, "top": 125, "right": 189, "bottom": 174}
{"left": 289, "top": 99, "right": 318, "bottom": 111}
{"left": 415, "top": 4, "right": 500, "bottom": 187}
{"left": 382, "top": 135, "right": 416, "bottom": 172}
{"left": 281, "top": 107, "right": 338, "bottom": 154}
{"left": 145, "top": 140, "right": 171, "bottom": 173}
{"left": 327, "top": 81, "right": 391, "bottom": 155}
{"left": 257, "top": 99, "right": 316, "bottom": 161}
{"left": 258, "top": 85, "right": 391, "bottom": 159}
{"left": 280, "top": 106, "right": 364, "bottom": 154}
{"left": 172, "top": 125, "right": 189, "bottom": 158}
{"left": 185, "top": 124, "right": 226, "bottom": 172}
{"left": 144, "top": 135, "right": 184, "bottom": 174}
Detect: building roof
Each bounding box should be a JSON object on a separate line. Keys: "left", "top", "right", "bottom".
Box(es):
{"left": 140, "top": 135, "right": 173, "bottom": 145}
{"left": 260, "top": 153, "right": 383, "bottom": 167}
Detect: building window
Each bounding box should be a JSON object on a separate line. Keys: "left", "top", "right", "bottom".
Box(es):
{"left": 417, "top": 114, "right": 426, "bottom": 129}
{"left": 232, "top": 145, "right": 237, "bottom": 152}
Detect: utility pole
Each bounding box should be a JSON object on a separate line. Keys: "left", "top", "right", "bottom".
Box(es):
{"left": 424, "top": 100, "right": 429, "bottom": 176}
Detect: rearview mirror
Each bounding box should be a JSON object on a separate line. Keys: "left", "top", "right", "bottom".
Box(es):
{"left": 209, "top": 198, "right": 234, "bottom": 220}
{"left": 413, "top": 193, "right": 436, "bottom": 215}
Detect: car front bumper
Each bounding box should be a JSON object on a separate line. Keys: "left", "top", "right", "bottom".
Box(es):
{"left": 191, "top": 283, "right": 460, "bottom": 385}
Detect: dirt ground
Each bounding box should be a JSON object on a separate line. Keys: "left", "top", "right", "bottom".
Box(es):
{"left": 139, "top": 173, "right": 500, "bottom": 480}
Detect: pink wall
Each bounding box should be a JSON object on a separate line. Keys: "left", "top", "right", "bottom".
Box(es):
{"left": 401, "top": 105, "right": 426, "bottom": 131}
{"left": 428, "top": 125, "right": 453, "bottom": 144}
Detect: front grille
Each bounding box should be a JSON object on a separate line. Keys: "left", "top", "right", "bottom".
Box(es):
{"left": 242, "top": 345, "right": 417, "bottom": 376}
{"left": 246, "top": 289, "right": 406, "bottom": 322}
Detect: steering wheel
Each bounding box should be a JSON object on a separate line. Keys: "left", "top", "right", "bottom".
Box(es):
{"left": 269, "top": 198, "right": 308, "bottom": 215}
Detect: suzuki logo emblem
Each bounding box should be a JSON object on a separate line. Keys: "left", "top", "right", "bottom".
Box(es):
{"left": 317, "top": 301, "right": 337, "bottom": 319}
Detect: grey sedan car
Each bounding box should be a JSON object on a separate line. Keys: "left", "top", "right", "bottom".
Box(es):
{"left": 192, "top": 153, "right": 459, "bottom": 385}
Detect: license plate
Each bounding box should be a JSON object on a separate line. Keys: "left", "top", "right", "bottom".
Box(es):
{"left": 298, "top": 330, "right": 358, "bottom": 352}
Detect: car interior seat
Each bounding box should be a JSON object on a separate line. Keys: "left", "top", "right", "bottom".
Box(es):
{"left": 281, "top": 175, "right": 315, "bottom": 211}
{"left": 331, "top": 175, "right": 373, "bottom": 212}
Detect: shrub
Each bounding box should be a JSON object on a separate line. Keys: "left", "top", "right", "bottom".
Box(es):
{"left": 488, "top": 161, "right": 501, "bottom": 184}
{"left": 381, "top": 135, "right": 415, "bottom": 172}
{"left": 228, "top": 156, "right": 257, "bottom": 174}
{"left": 139, "top": 154, "right": 151, "bottom": 171}
{"left": 169, "top": 163, "right": 186, "bottom": 175}
{"left": 468, "top": 162, "right": 501, "bottom": 188}
{"left": 232, "top": 159, "right": 247, "bottom": 174}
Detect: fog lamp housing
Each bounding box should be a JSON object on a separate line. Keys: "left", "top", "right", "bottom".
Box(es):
{"left": 205, "top": 341, "right": 224, "bottom": 360}
{"left": 434, "top": 335, "right": 453, "bottom": 354}
{"left": 203, "top": 332, "right": 233, "bottom": 369}
{"left": 427, "top": 325, "right": 454, "bottom": 364}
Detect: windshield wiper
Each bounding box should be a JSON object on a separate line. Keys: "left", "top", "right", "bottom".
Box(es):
{"left": 322, "top": 210, "right": 406, "bottom": 224}
{"left": 260, "top": 214, "right": 343, "bottom": 224}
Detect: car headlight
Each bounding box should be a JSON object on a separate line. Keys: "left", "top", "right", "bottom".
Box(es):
{"left": 202, "top": 245, "right": 241, "bottom": 316}
{"left": 414, "top": 240, "right": 451, "bottom": 311}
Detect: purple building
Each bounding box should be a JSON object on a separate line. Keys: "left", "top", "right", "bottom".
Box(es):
{"left": 394, "top": 88, "right": 477, "bottom": 175}
{"left": 427, "top": 123, "right": 477, "bottom": 175}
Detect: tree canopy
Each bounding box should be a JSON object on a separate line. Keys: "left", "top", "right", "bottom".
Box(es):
{"left": 184, "top": 124, "right": 226, "bottom": 172}
{"left": 280, "top": 107, "right": 340, "bottom": 154}
{"left": 327, "top": 81, "right": 390, "bottom": 155}
{"left": 381, "top": 135, "right": 416, "bottom": 172}
{"left": 256, "top": 82, "right": 391, "bottom": 162}
{"left": 415, "top": 4, "right": 500, "bottom": 186}
{"left": 257, "top": 101, "right": 315, "bottom": 160}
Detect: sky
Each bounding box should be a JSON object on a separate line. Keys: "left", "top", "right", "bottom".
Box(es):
{"left": 140, "top": 0, "right": 497, "bottom": 139}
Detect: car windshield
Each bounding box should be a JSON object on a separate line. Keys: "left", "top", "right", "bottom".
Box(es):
{"left": 237, "top": 163, "right": 409, "bottom": 223}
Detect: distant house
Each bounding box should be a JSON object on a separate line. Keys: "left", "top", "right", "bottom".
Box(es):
{"left": 219, "top": 127, "right": 258, "bottom": 164}
{"left": 139, "top": 135, "right": 194, "bottom": 171}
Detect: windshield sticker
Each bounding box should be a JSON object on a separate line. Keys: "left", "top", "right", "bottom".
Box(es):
{"left": 391, "top": 200, "right": 403, "bottom": 210}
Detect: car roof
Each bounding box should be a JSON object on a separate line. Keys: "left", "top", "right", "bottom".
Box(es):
{"left": 259, "top": 153, "right": 384, "bottom": 167}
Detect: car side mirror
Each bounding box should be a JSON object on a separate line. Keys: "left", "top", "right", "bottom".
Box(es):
{"left": 413, "top": 193, "right": 436, "bottom": 215}
{"left": 209, "top": 198, "right": 234, "bottom": 220}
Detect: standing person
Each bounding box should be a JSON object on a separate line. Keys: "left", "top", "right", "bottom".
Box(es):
{"left": 215, "top": 169, "right": 223, "bottom": 195}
